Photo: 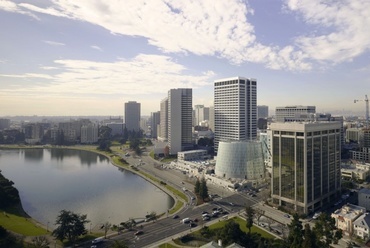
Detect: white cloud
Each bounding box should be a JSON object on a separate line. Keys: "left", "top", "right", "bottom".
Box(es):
{"left": 284, "top": 0, "right": 370, "bottom": 63}
{"left": 0, "top": 54, "right": 215, "bottom": 97}
{"left": 91, "top": 45, "right": 103, "bottom": 51}
{"left": 5, "top": 0, "right": 309, "bottom": 71}
{"left": 43, "top": 40, "right": 65, "bottom": 46}
{"left": 2, "top": 0, "right": 369, "bottom": 71}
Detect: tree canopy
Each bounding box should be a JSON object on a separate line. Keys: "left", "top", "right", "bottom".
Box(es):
{"left": 199, "top": 177, "right": 209, "bottom": 201}
{"left": 52, "top": 210, "right": 89, "bottom": 244}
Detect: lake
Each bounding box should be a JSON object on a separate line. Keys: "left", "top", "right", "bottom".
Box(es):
{"left": 0, "top": 148, "right": 174, "bottom": 229}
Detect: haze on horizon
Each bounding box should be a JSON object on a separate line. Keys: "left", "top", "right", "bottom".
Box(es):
{"left": 0, "top": 0, "right": 370, "bottom": 117}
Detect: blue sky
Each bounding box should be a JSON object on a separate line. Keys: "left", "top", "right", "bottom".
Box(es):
{"left": 1, "top": 0, "right": 370, "bottom": 117}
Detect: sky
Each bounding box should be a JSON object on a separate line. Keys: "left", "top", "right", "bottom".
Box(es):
{"left": 1, "top": 0, "right": 370, "bottom": 117}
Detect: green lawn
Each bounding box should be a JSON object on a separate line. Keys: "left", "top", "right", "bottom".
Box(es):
{"left": 0, "top": 209, "right": 46, "bottom": 236}
{"left": 178, "top": 216, "right": 275, "bottom": 247}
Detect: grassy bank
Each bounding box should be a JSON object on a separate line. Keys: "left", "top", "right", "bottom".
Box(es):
{"left": 0, "top": 208, "right": 46, "bottom": 236}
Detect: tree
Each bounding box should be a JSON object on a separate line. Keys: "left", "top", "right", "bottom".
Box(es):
{"left": 145, "top": 212, "right": 157, "bottom": 222}
{"left": 29, "top": 236, "right": 50, "bottom": 248}
{"left": 52, "top": 210, "right": 89, "bottom": 244}
{"left": 302, "top": 223, "right": 317, "bottom": 248}
{"left": 254, "top": 208, "right": 265, "bottom": 226}
{"left": 216, "top": 220, "right": 247, "bottom": 246}
{"left": 245, "top": 206, "right": 255, "bottom": 234}
{"left": 199, "top": 177, "right": 209, "bottom": 201}
{"left": 313, "top": 212, "right": 342, "bottom": 248}
{"left": 194, "top": 178, "right": 200, "bottom": 194}
{"left": 287, "top": 213, "right": 304, "bottom": 248}
{"left": 103, "top": 221, "right": 112, "bottom": 238}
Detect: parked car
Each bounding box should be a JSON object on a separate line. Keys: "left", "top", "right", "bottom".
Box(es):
{"left": 173, "top": 215, "right": 179, "bottom": 219}
{"left": 134, "top": 230, "right": 143, "bottom": 236}
{"left": 284, "top": 214, "right": 290, "bottom": 218}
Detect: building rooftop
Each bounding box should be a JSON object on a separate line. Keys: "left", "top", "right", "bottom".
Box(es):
{"left": 332, "top": 204, "right": 366, "bottom": 220}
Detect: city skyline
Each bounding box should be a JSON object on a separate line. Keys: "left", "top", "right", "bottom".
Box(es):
{"left": 1, "top": 0, "right": 370, "bottom": 116}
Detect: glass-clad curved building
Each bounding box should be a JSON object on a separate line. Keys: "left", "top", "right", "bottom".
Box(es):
{"left": 215, "top": 141, "right": 264, "bottom": 179}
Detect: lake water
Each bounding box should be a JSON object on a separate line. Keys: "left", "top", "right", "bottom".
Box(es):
{"left": 0, "top": 148, "right": 174, "bottom": 229}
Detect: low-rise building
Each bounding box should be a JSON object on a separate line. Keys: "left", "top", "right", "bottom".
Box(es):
{"left": 353, "top": 213, "right": 370, "bottom": 240}
{"left": 331, "top": 204, "right": 366, "bottom": 235}
{"left": 178, "top": 149, "right": 209, "bottom": 161}
{"left": 341, "top": 162, "right": 370, "bottom": 181}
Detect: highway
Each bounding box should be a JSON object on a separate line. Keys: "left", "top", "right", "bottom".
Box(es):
{"left": 81, "top": 147, "right": 270, "bottom": 247}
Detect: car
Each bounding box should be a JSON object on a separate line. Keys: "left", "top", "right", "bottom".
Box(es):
{"left": 191, "top": 196, "right": 196, "bottom": 200}
{"left": 229, "top": 202, "right": 234, "bottom": 206}
{"left": 201, "top": 211, "right": 208, "bottom": 215}
{"left": 173, "top": 215, "right": 179, "bottom": 219}
{"left": 193, "top": 218, "right": 199, "bottom": 222}
{"left": 134, "top": 230, "right": 143, "bottom": 236}
{"left": 284, "top": 214, "right": 290, "bottom": 218}
{"left": 212, "top": 207, "right": 218, "bottom": 211}
{"left": 189, "top": 222, "right": 197, "bottom": 227}
{"left": 202, "top": 216, "right": 210, "bottom": 221}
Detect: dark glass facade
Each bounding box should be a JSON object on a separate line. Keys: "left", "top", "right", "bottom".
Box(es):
{"left": 271, "top": 123, "right": 341, "bottom": 214}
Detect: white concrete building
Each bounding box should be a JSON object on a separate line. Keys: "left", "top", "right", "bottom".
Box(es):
{"left": 158, "top": 97, "right": 168, "bottom": 142}
{"left": 178, "top": 150, "right": 209, "bottom": 161}
{"left": 354, "top": 213, "right": 370, "bottom": 240}
{"left": 168, "top": 88, "right": 193, "bottom": 155}
{"left": 275, "top": 105, "right": 316, "bottom": 122}
{"left": 214, "top": 77, "right": 257, "bottom": 153}
{"left": 332, "top": 204, "right": 366, "bottom": 236}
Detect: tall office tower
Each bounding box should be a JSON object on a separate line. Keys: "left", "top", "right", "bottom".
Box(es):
{"left": 158, "top": 97, "right": 168, "bottom": 142}
{"left": 269, "top": 121, "right": 342, "bottom": 214}
{"left": 257, "top": 105, "right": 269, "bottom": 119}
{"left": 0, "top": 118, "right": 10, "bottom": 130}
{"left": 193, "top": 105, "right": 210, "bottom": 126}
{"left": 81, "top": 124, "right": 98, "bottom": 144}
{"left": 275, "top": 105, "right": 316, "bottom": 122}
{"left": 193, "top": 105, "right": 204, "bottom": 126}
{"left": 124, "top": 101, "right": 141, "bottom": 132}
{"left": 150, "top": 111, "right": 160, "bottom": 139}
{"left": 214, "top": 77, "right": 257, "bottom": 153}
{"left": 168, "top": 88, "right": 193, "bottom": 155}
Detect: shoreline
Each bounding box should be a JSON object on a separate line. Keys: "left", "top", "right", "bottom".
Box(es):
{"left": 0, "top": 145, "right": 184, "bottom": 232}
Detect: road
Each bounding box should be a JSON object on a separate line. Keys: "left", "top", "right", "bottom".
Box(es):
{"left": 79, "top": 147, "right": 274, "bottom": 248}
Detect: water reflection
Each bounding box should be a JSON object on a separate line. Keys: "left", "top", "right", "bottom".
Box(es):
{"left": 0, "top": 149, "right": 174, "bottom": 228}
{"left": 23, "top": 149, "right": 43, "bottom": 161}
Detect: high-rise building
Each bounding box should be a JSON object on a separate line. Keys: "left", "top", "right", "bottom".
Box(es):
{"left": 158, "top": 97, "right": 168, "bottom": 142}
{"left": 0, "top": 118, "right": 10, "bottom": 130}
{"left": 81, "top": 124, "right": 99, "bottom": 144}
{"left": 269, "top": 121, "right": 342, "bottom": 214}
{"left": 275, "top": 105, "right": 316, "bottom": 122}
{"left": 193, "top": 105, "right": 210, "bottom": 126}
{"left": 214, "top": 76, "right": 257, "bottom": 153}
{"left": 257, "top": 105, "right": 269, "bottom": 119}
{"left": 150, "top": 111, "right": 160, "bottom": 139}
{"left": 209, "top": 106, "right": 214, "bottom": 131}
{"left": 124, "top": 101, "right": 141, "bottom": 132}
{"left": 168, "top": 88, "right": 193, "bottom": 155}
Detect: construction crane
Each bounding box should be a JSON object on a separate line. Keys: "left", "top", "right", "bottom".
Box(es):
{"left": 354, "top": 95, "right": 369, "bottom": 129}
